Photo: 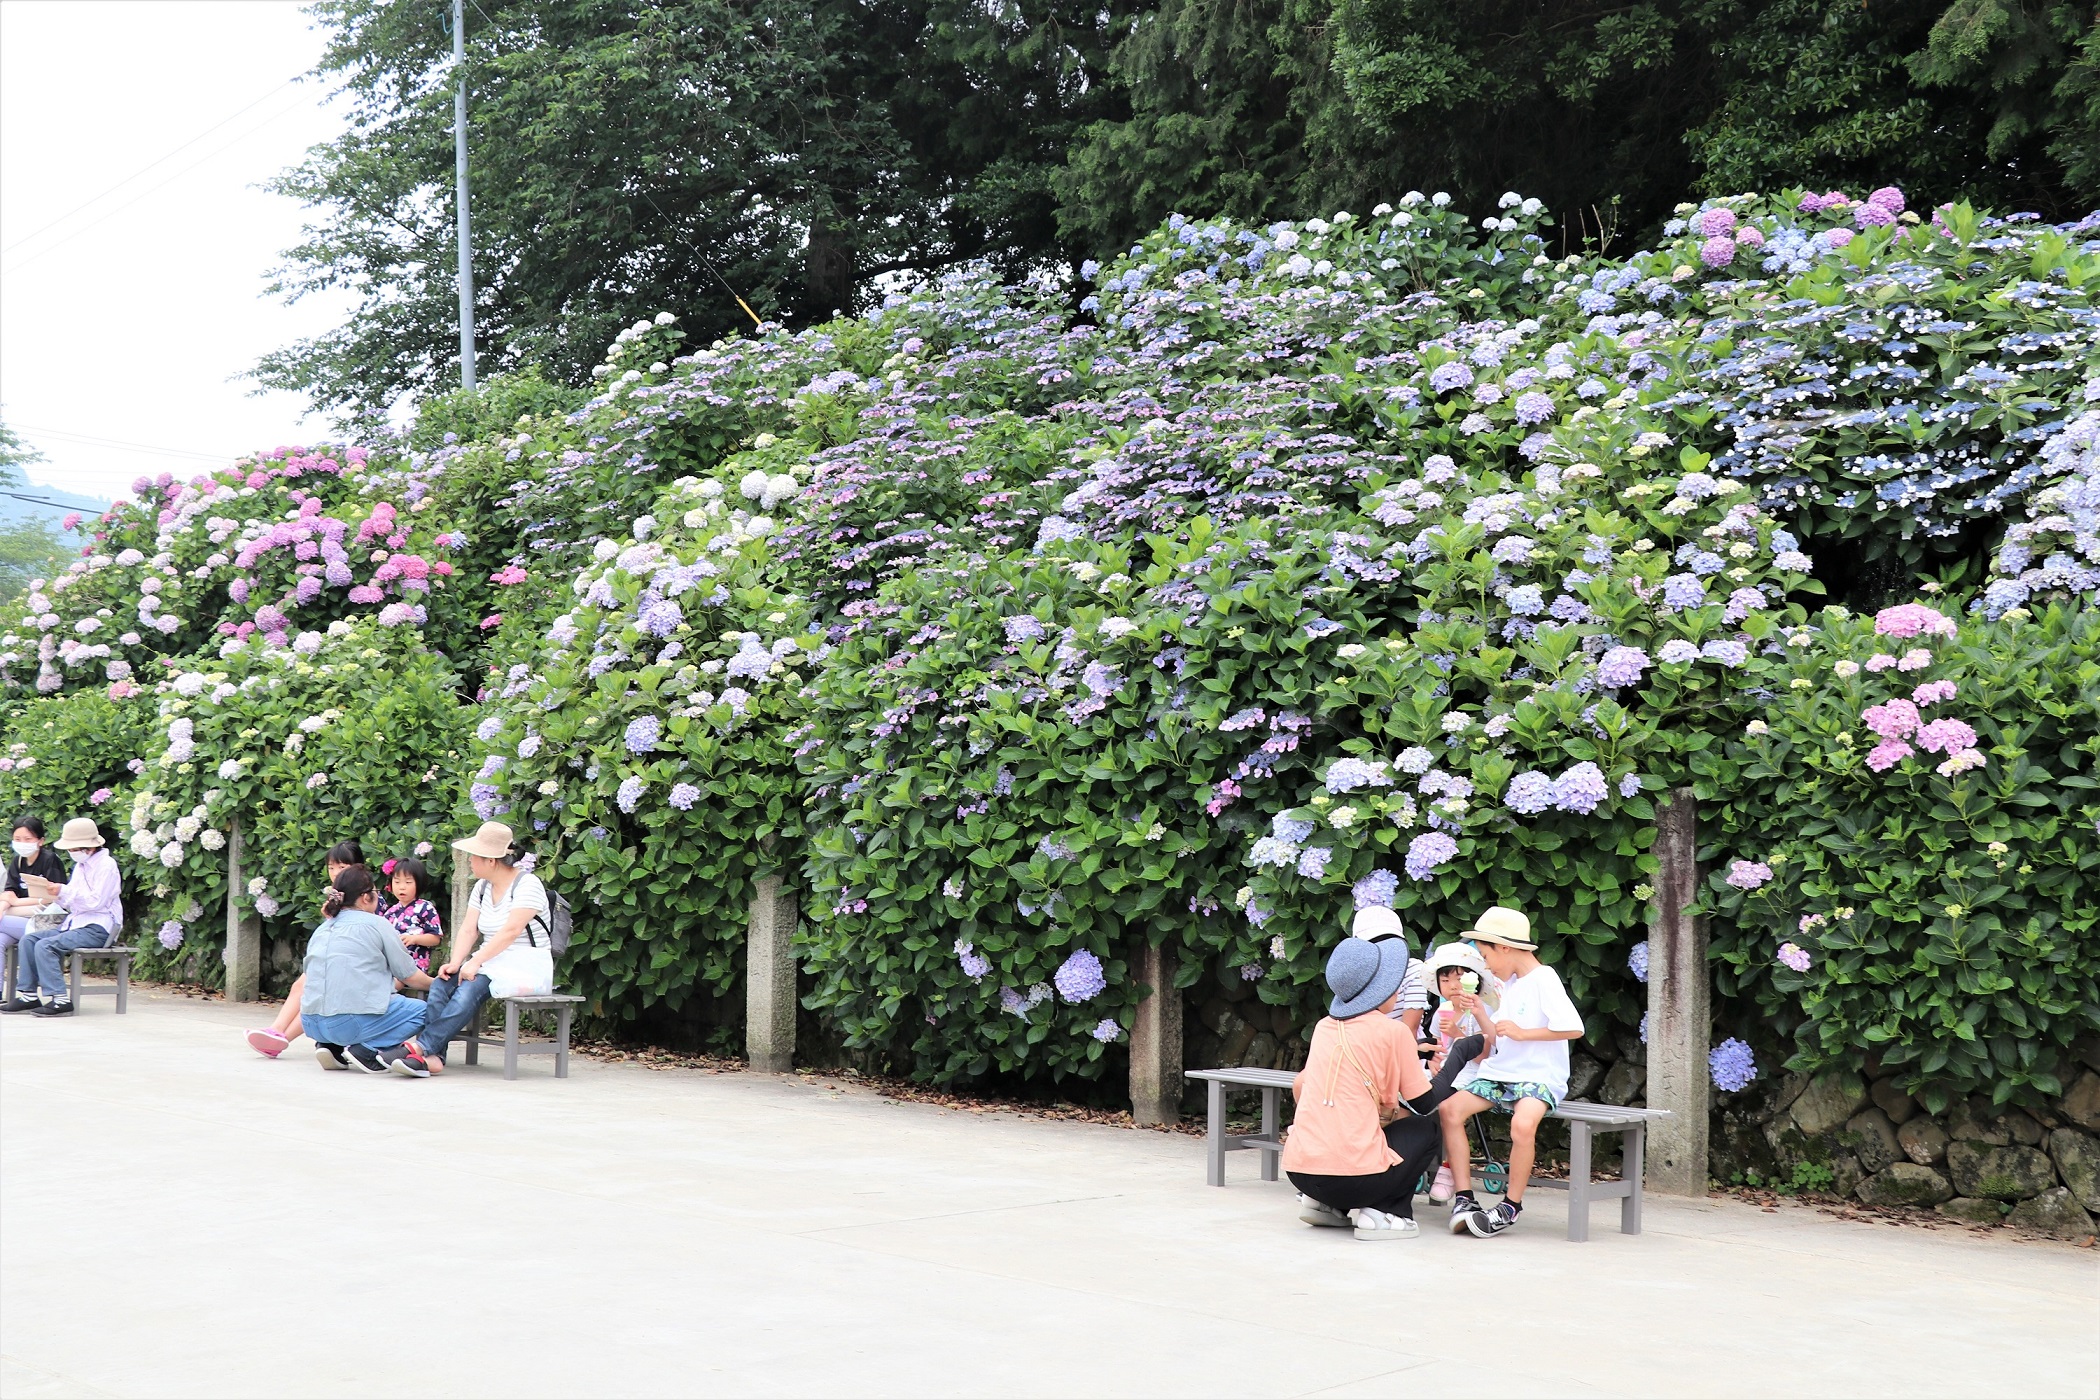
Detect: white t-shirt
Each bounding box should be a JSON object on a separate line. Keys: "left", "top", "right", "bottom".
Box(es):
{"left": 469, "top": 872, "right": 553, "bottom": 994}
{"left": 1469, "top": 963, "right": 1583, "bottom": 1098}
{"left": 1384, "top": 959, "right": 1429, "bottom": 1023}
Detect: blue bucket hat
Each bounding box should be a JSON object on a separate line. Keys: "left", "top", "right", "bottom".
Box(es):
{"left": 1325, "top": 935, "right": 1410, "bottom": 1019}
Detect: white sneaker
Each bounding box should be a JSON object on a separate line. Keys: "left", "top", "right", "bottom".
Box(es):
{"left": 1350, "top": 1208, "right": 1420, "bottom": 1241}
{"left": 1298, "top": 1193, "right": 1350, "bottom": 1228}
{"left": 1428, "top": 1164, "right": 1456, "bottom": 1203}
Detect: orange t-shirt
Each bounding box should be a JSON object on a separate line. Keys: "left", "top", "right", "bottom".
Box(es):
{"left": 1281, "top": 1012, "right": 1414, "bottom": 1177}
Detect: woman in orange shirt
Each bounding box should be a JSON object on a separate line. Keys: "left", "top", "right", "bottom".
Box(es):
{"left": 1283, "top": 933, "right": 1484, "bottom": 1240}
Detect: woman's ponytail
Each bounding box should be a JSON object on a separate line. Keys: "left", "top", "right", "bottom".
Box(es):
{"left": 325, "top": 864, "right": 374, "bottom": 919}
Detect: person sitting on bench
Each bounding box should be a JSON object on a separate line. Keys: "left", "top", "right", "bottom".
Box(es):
{"left": 0, "top": 818, "right": 123, "bottom": 1018}
{"left": 407, "top": 822, "right": 554, "bottom": 1072}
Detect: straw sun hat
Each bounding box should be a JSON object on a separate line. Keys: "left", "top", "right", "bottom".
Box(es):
{"left": 451, "top": 821, "right": 517, "bottom": 860}
{"left": 53, "top": 817, "right": 104, "bottom": 850}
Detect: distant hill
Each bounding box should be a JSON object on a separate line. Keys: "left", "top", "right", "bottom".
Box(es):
{"left": 0, "top": 479, "right": 114, "bottom": 548}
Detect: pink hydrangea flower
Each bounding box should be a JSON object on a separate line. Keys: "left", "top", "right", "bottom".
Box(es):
{"left": 1935, "top": 749, "right": 1986, "bottom": 777}
{"left": 1734, "top": 224, "right": 1765, "bottom": 248}
{"left": 1726, "top": 860, "right": 1773, "bottom": 890}
{"left": 1873, "top": 603, "right": 1956, "bottom": 638}
{"left": 490, "top": 565, "right": 528, "bottom": 586}
{"left": 1915, "top": 718, "right": 1978, "bottom": 754}
{"left": 1696, "top": 207, "right": 1737, "bottom": 237}
{"left": 1867, "top": 186, "right": 1905, "bottom": 215}
{"left": 1912, "top": 680, "right": 1957, "bottom": 706}
{"left": 1822, "top": 227, "right": 1855, "bottom": 249}
{"left": 480, "top": 614, "right": 504, "bottom": 630}
{"left": 1865, "top": 653, "right": 1898, "bottom": 672}
{"left": 1862, "top": 699, "right": 1920, "bottom": 739}
{"left": 1855, "top": 202, "right": 1895, "bottom": 228}
{"left": 1776, "top": 942, "right": 1812, "bottom": 973}
{"left": 1700, "top": 235, "right": 1736, "bottom": 268}
{"left": 1865, "top": 740, "right": 1914, "bottom": 771}
{"left": 61, "top": 512, "right": 82, "bottom": 531}
{"left": 1896, "top": 648, "right": 1933, "bottom": 672}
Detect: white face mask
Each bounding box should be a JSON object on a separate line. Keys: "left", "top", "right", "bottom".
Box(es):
{"left": 10, "top": 841, "right": 36, "bottom": 861}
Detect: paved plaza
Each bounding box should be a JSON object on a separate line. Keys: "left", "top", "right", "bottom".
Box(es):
{"left": 2, "top": 987, "right": 2095, "bottom": 1399}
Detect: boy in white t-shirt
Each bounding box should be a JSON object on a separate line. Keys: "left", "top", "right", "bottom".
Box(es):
{"left": 1437, "top": 906, "right": 1584, "bottom": 1238}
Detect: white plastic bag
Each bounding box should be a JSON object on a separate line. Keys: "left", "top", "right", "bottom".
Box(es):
{"left": 482, "top": 944, "right": 554, "bottom": 998}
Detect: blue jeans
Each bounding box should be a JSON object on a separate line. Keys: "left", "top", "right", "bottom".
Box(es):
{"left": 417, "top": 971, "right": 492, "bottom": 1063}
{"left": 302, "top": 995, "right": 429, "bottom": 1055}
{"left": 21, "top": 924, "right": 113, "bottom": 998}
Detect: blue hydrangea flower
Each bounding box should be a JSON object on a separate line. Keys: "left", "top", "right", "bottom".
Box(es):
{"left": 1324, "top": 758, "right": 1390, "bottom": 793}
{"left": 1092, "top": 1018, "right": 1121, "bottom": 1042}
{"left": 1003, "top": 614, "right": 1046, "bottom": 643}
{"left": 616, "top": 776, "right": 646, "bottom": 812}
{"left": 1710, "top": 1038, "right": 1757, "bottom": 1092}
{"left": 1351, "top": 868, "right": 1399, "bottom": 908}
{"left": 1701, "top": 639, "right": 1748, "bottom": 667}
{"left": 1055, "top": 948, "right": 1107, "bottom": 1002}
{"left": 1628, "top": 941, "right": 1649, "bottom": 982}
{"left": 1513, "top": 391, "right": 1555, "bottom": 425}
{"left": 1506, "top": 585, "right": 1545, "bottom": 616}
{"left": 1596, "top": 647, "right": 1649, "bottom": 688}
{"left": 1659, "top": 639, "right": 1699, "bottom": 664}
{"left": 624, "top": 715, "right": 661, "bottom": 754}
{"left": 1429, "top": 361, "right": 1475, "bottom": 393}
{"left": 1551, "top": 762, "right": 1609, "bottom": 815}
{"left": 1296, "top": 846, "right": 1333, "bottom": 879}
{"left": 1505, "top": 771, "right": 1554, "bottom": 815}
{"left": 476, "top": 715, "right": 504, "bottom": 743}
{"left": 1272, "top": 815, "right": 1315, "bottom": 843}
{"left": 1405, "top": 831, "right": 1459, "bottom": 879}
{"left": 1619, "top": 773, "right": 1642, "bottom": 798}
{"left": 955, "top": 939, "right": 991, "bottom": 981}
{"left": 1662, "top": 574, "right": 1707, "bottom": 610}
{"left": 1396, "top": 746, "right": 1436, "bottom": 775}
{"left": 668, "top": 782, "right": 702, "bottom": 810}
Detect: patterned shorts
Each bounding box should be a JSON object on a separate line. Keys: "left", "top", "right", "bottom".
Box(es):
{"left": 1457, "top": 1078, "right": 1561, "bottom": 1112}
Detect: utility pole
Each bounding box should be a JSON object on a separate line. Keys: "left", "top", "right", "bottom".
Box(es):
{"left": 452, "top": 0, "right": 475, "bottom": 391}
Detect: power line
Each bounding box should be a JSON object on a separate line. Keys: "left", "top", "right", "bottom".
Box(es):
{"left": 2, "top": 488, "right": 103, "bottom": 513}
{"left": 0, "top": 76, "right": 302, "bottom": 257}
{"left": 1, "top": 83, "right": 318, "bottom": 276}
{"left": 10, "top": 423, "right": 232, "bottom": 463}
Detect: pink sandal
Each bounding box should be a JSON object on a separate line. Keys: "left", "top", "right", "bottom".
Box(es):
{"left": 247, "top": 1028, "right": 290, "bottom": 1058}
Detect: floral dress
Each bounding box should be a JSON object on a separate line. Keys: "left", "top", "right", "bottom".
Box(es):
{"left": 377, "top": 895, "right": 443, "bottom": 972}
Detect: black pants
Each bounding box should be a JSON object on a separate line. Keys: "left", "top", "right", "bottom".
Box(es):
{"left": 1288, "top": 1036, "right": 1484, "bottom": 1220}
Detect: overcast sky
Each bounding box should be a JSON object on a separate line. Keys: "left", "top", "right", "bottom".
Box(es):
{"left": 1, "top": 0, "right": 361, "bottom": 507}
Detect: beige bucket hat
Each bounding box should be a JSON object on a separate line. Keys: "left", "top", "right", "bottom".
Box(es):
{"left": 54, "top": 817, "right": 104, "bottom": 851}
{"left": 452, "top": 821, "right": 516, "bottom": 860}
{"left": 1465, "top": 905, "right": 1537, "bottom": 950}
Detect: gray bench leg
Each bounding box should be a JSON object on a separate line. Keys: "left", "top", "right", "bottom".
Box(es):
{"left": 503, "top": 999, "right": 520, "bottom": 1081}
{"left": 1206, "top": 1079, "right": 1226, "bottom": 1187}
{"left": 68, "top": 952, "right": 82, "bottom": 1007}
{"left": 115, "top": 956, "right": 129, "bottom": 1014}
{"left": 3, "top": 943, "right": 14, "bottom": 1001}
{"left": 1260, "top": 1086, "right": 1280, "bottom": 1182}
{"left": 1621, "top": 1124, "right": 1645, "bottom": 1235}
{"left": 554, "top": 1007, "right": 572, "bottom": 1079}
{"left": 1566, "top": 1119, "right": 1593, "bottom": 1243}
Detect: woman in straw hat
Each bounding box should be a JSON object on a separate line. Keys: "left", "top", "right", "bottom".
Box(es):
{"left": 406, "top": 822, "right": 554, "bottom": 1071}
{"left": 1281, "top": 934, "right": 1484, "bottom": 1240}
{"left": 0, "top": 818, "right": 124, "bottom": 1017}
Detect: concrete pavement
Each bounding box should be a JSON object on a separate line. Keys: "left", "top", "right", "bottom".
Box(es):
{"left": 2, "top": 987, "right": 2095, "bottom": 1399}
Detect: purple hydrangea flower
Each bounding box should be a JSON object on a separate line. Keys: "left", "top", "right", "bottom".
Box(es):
{"left": 1513, "top": 391, "right": 1555, "bottom": 425}
{"left": 1662, "top": 574, "right": 1707, "bottom": 611}
{"left": 1777, "top": 942, "right": 1812, "bottom": 972}
{"left": 1272, "top": 816, "right": 1314, "bottom": 844}
{"left": 1596, "top": 646, "right": 1650, "bottom": 688}
{"left": 1700, "top": 235, "right": 1736, "bottom": 268}
{"left": 1081, "top": 661, "right": 1121, "bottom": 697}
{"left": 1351, "top": 868, "right": 1399, "bottom": 909}
{"left": 616, "top": 776, "right": 646, "bottom": 812}
{"left": 1429, "top": 362, "right": 1475, "bottom": 394}
{"left": 1003, "top": 614, "right": 1045, "bottom": 643}
{"left": 1619, "top": 773, "right": 1642, "bottom": 798}
{"left": 955, "top": 940, "right": 990, "bottom": 981}
{"left": 1658, "top": 639, "right": 1699, "bottom": 664}
{"left": 637, "top": 597, "right": 684, "bottom": 638}
{"left": 1239, "top": 963, "right": 1264, "bottom": 981}
{"left": 1092, "top": 1018, "right": 1121, "bottom": 1043}
{"left": 624, "top": 715, "right": 662, "bottom": 754}
{"left": 1505, "top": 771, "right": 1554, "bottom": 815}
{"left": 1551, "top": 762, "right": 1609, "bottom": 815}
{"left": 1405, "top": 831, "right": 1458, "bottom": 880}
{"left": 668, "top": 782, "right": 701, "bottom": 810}
{"left": 1506, "top": 585, "right": 1544, "bottom": 616}
{"left": 1054, "top": 948, "right": 1107, "bottom": 1003}
{"left": 1709, "top": 1038, "right": 1757, "bottom": 1092}
{"left": 1628, "top": 941, "right": 1649, "bottom": 982}
{"left": 1296, "top": 846, "right": 1332, "bottom": 880}
{"left": 158, "top": 920, "right": 185, "bottom": 950}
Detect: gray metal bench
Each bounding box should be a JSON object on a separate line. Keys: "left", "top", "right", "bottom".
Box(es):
{"left": 445, "top": 993, "right": 585, "bottom": 1078}
{"left": 1184, "top": 1065, "right": 1669, "bottom": 1241}
{"left": 2, "top": 942, "right": 134, "bottom": 1012}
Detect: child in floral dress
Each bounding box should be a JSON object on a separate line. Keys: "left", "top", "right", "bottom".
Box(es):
{"left": 378, "top": 856, "right": 443, "bottom": 972}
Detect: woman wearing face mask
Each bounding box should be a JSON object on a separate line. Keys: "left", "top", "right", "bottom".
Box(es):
{"left": 0, "top": 818, "right": 124, "bottom": 1016}
{"left": 0, "top": 817, "right": 68, "bottom": 975}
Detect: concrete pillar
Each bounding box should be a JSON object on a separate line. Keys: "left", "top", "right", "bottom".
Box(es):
{"left": 1646, "top": 787, "right": 1710, "bottom": 1195}
{"left": 449, "top": 858, "right": 475, "bottom": 955}
{"left": 744, "top": 875, "right": 798, "bottom": 1073}
{"left": 223, "top": 821, "right": 263, "bottom": 1002}
{"left": 1129, "top": 941, "right": 1183, "bottom": 1126}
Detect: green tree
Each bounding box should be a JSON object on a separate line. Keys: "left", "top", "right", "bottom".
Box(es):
{"left": 258, "top": 0, "right": 1125, "bottom": 418}
{"left": 0, "top": 423, "right": 69, "bottom": 607}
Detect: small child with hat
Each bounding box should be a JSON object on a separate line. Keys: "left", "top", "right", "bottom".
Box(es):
{"left": 1418, "top": 941, "right": 1499, "bottom": 1203}
{"left": 1438, "top": 906, "right": 1584, "bottom": 1238}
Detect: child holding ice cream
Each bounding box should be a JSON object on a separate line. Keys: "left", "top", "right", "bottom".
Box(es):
{"left": 1419, "top": 942, "right": 1498, "bottom": 1202}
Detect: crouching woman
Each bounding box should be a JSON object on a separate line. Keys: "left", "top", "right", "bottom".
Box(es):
{"left": 302, "top": 866, "right": 435, "bottom": 1077}
{"left": 1282, "top": 936, "right": 1483, "bottom": 1241}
